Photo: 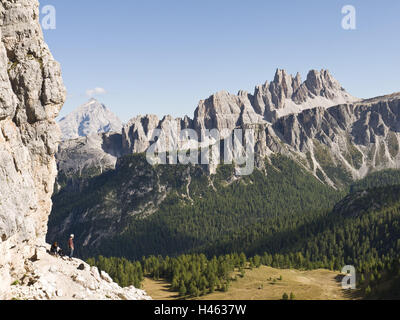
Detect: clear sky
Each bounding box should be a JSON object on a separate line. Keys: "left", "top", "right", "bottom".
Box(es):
{"left": 39, "top": 0, "right": 400, "bottom": 122}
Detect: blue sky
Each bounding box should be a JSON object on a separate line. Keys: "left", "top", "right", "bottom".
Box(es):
{"left": 39, "top": 0, "right": 400, "bottom": 122}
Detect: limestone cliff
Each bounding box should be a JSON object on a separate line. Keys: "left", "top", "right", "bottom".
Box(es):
{"left": 0, "top": 0, "right": 149, "bottom": 300}
{"left": 0, "top": 0, "right": 65, "bottom": 298}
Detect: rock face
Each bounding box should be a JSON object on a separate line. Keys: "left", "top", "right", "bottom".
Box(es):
{"left": 269, "top": 93, "right": 400, "bottom": 186}
{"left": 0, "top": 0, "right": 149, "bottom": 300}
{"left": 55, "top": 132, "right": 122, "bottom": 193}
{"left": 0, "top": 0, "right": 65, "bottom": 298}
{"left": 59, "top": 98, "right": 123, "bottom": 140}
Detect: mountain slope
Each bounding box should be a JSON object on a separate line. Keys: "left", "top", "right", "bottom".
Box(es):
{"left": 48, "top": 154, "right": 344, "bottom": 259}
{"left": 59, "top": 99, "right": 123, "bottom": 140}
{"left": 140, "top": 181, "right": 400, "bottom": 300}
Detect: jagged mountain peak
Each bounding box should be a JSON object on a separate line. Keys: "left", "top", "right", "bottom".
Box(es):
{"left": 304, "top": 69, "right": 344, "bottom": 96}
{"left": 116, "top": 69, "right": 356, "bottom": 145}
{"left": 273, "top": 68, "right": 293, "bottom": 84}
{"left": 59, "top": 99, "right": 123, "bottom": 141}
{"left": 191, "top": 69, "right": 358, "bottom": 132}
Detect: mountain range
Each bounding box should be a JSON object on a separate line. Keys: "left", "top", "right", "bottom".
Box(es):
{"left": 49, "top": 68, "right": 400, "bottom": 273}
{"left": 54, "top": 69, "right": 400, "bottom": 191}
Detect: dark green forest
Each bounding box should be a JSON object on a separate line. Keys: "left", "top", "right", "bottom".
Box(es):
{"left": 88, "top": 253, "right": 257, "bottom": 298}
{"left": 87, "top": 184, "right": 400, "bottom": 298}
{"left": 77, "top": 155, "right": 345, "bottom": 259}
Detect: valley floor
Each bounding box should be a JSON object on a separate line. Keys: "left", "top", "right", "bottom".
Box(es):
{"left": 143, "top": 266, "right": 356, "bottom": 300}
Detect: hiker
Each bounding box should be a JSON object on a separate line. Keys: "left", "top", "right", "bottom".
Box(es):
{"left": 58, "top": 247, "right": 65, "bottom": 257}
{"left": 68, "top": 234, "right": 75, "bottom": 259}
{"left": 50, "top": 242, "right": 59, "bottom": 257}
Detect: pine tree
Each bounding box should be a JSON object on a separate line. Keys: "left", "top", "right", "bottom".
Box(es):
{"left": 179, "top": 281, "right": 187, "bottom": 297}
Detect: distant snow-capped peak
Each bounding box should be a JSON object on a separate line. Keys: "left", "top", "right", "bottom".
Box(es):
{"left": 59, "top": 99, "right": 123, "bottom": 141}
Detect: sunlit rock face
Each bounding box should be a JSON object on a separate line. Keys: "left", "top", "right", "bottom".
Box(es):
{"left": 0, "top": 0, "right": 65, "bottom": 299}
{"left": 0, "top": 1, "right": 150, "bottom": 300}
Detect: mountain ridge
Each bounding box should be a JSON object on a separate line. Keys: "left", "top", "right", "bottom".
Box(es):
{"left": 55, "top": 89, "right": 400, "bottom": 191}
{"left": 56, "top": 68, "right": 363, "bottom": 184}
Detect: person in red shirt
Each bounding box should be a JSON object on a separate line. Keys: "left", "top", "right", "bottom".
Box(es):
{"left": 68, "top": 234, "right": 75, "bottom": 259}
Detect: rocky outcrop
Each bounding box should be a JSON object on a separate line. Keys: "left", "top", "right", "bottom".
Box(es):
{"left": 193, "top": 90, "right": 264, "bottom": 134}
{"left": 55, "top": 132, "right": 122, "bottom": 193}
{"left": 0, "top": 0, "right": 149, "bottom": 300}
{"left": 9, "top": 244, "right": 151, "bottom": 300}
{"left": 121, "top": 114, "right": 162, "bottom": 154}
{"left": 59, "top": 98, "right": 123, "bottom": 140}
